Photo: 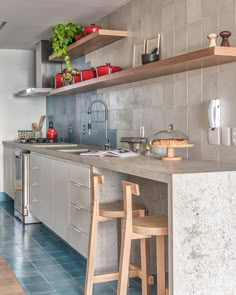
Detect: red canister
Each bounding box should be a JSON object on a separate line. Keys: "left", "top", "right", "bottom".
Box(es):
{"left": 96, "top": 63, "right": 122, "bottom": 77}
{"left": 80, "top": 68, "right": 96, "bottom": 81}
{"left": 84, "top": 24, "right": 102, "bottom": 35}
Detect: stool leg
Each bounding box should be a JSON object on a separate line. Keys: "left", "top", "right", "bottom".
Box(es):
{"left": 140, "top": 238, "right": 151, "bottom": 295}
{"left": 117, "top": 220, "right": 132, "bottom": 295}
{"left": 156, "top": 235, "right": 165, "bottom": 295}
{"left": 84, "top": 214, "right": 98, "bottom": 295}
{"left": 121, "top": 218, "right": 130, "bottom": 288}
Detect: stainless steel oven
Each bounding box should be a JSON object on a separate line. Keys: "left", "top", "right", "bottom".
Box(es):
{"left": 14, "top": 150, "right": 39, "bottom": 224}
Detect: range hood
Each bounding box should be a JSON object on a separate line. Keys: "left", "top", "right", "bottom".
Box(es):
{"left": 16, "top": 41, "right": 61, "bottom": 97}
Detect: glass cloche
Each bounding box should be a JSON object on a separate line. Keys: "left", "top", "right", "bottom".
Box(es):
{"left": 151, "top": 124, "right": 193, "bottom": 161}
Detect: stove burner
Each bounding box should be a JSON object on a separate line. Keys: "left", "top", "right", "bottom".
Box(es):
{"left": 17, "top": 138, "right": 58, "bottom": 144}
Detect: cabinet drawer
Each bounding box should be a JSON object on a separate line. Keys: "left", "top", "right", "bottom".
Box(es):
{"left": 69, "top": 164, "right": 91, "bottom": 188}
{"left": 30, "top": 184, "right": 40, "bottom": 201}
{"left": 30, "top": 168, "right": 41, "bottom": 184}
{"left": 30, "top": 155, "right": 42, "bottom": 170}
{"left": 69, "top": 225, "right": 89, "bottom": 258}
{"left": 69, "top": 182, "right": 91, "bottom": 212}
{"left": 30, "top": 199, "right": 40, "bottom": 220}
{"left": 70, "top": 204, "right": 90, "bottom": 235}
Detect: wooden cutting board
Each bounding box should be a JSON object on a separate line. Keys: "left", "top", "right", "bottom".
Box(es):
{"left": 0, "top": 256, "right": 26, "bottom": 294}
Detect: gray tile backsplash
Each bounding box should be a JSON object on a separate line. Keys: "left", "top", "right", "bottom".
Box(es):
{"left": 46, "top": 0, "right": 236, "bottom": 162}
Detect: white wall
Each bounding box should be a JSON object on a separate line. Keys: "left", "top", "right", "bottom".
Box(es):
{"left": 0, "top": 49, "right": 46, "bottom": 191}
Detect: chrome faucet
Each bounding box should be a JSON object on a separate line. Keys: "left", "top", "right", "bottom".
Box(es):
{"left": 87, "top": 99, "right": 111, "bottom": 150}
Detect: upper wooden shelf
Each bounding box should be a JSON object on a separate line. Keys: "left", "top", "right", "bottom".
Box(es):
{"left": 49, "top": 29, "right": 128, "bottom": 61}
{"left": 49, "top": 46, "right": 236, "bottom": 96}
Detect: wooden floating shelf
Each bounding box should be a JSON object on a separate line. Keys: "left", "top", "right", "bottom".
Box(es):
{"left": 49, "top": 46, "right": 236, "bottom": 96}
{"left": 49, "top": 29, "right": 128, "bottom": 61}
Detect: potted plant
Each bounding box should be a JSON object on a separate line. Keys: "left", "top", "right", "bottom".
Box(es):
{"left": 50, "top": 23, "right": 83, "bottom": 83}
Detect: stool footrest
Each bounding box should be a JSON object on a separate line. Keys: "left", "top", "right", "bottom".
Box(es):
{"left": 129, "top": 263, "right": 154, "bottom": 285}
{"left": 93, "top": 261, "right": 154, "bottom": 284}
{"left": 93, "top": 268, "right": 138, "bottom": 283}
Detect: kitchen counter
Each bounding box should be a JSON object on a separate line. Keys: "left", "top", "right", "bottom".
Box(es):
{"left": 3, "top": 141, "right": 236, "bottom": 295}
{"left": 3, "top": 141, "right": 236, "bottom": 184}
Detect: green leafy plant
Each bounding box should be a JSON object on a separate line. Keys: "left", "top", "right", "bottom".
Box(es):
{"left": 50, "top": 23, "right": 84, "bottom": 71}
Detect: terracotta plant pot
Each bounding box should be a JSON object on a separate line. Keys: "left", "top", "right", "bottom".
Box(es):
{"left": 84, "top": 24, "right": 102, "bottom": 35}
{"left": 96, "top": 63, "right": 121, "bottom": 77}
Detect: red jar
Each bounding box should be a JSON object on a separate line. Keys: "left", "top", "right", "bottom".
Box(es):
{"left": 75, "top": 34, "right": 85, "bottom": 41}
{"left": 55, "top": 73, "right": 64, "bottom": 88}
{"left": 73, "top": 75, "right": 81, "bottom": 83}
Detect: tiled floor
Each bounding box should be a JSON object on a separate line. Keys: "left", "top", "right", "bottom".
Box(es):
{"left": 0, "top": 201, "right": 159, "bottom": 295}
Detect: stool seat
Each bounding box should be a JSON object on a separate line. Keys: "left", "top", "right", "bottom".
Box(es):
{"left": 133, "top": 216, "right": 168, "bottom": 236}
{"left": 99, "top": 201, "right": 146, "bottom": 218}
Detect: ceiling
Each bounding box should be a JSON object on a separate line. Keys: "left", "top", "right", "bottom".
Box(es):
{"left": 0, "top": 0, "right": 128, "bottom": 50}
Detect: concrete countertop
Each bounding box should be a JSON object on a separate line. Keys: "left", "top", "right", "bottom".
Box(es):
{"left": 3, "top": 141, "right": 236, "bottom": 183}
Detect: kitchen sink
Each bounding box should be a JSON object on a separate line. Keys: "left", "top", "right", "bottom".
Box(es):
{"left": 34, "top": 144, "right": 79, "bottom": 148}
{"left": 56, "top": 148, "right": 90, "bottom": 154}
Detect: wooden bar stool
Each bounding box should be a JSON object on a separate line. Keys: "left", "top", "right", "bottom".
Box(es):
{"left": 117, "top": 181, "right": 168, "bottom": 295}
{"left": 84, "top": 174, "right": 149, "bottom": 295}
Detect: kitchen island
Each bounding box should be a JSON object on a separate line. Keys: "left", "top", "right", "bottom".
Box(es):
{"left": 3, "top": 141, "right": 236, "bottom": 295}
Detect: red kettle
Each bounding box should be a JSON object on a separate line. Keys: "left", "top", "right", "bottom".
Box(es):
{"left": 46, "top": 121, "right": 57, "bottom": 140}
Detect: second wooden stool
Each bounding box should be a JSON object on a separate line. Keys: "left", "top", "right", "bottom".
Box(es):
{"left": 84, "top": 174, "right": 147, "bottom": 295}
{"left": 117, "top": 181, "right": 168, "bottom": 295}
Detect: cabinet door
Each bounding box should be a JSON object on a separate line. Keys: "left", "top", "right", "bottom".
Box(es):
{"left": 40, "top": 157, "right": 53, "bottom": 228}
{"left": 29, "top": 154, "right": 42, "bottom": 220}
{"left": 3, "top": 147, "right": 16, "bottom": 199}
{"left": 52, "top": 160, "right": 69, "bottom": 241}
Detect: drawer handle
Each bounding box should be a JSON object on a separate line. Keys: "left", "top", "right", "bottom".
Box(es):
{"left": 72, "top": 204, "right": 85, "bottom": 211}
{"left": 31, "top": 183, "right": 40, "bottom": 187}
{"left": 32, "top": 199, "right": 39, "bottom": 203}
{"left": 32, "top": 167, "right": 40, "bottom": 170}
{"left": 72, "top": 225, "right": 81, "bottom": 233}
{"left": 70, "top": 181, "right": 81, "bottom": 188}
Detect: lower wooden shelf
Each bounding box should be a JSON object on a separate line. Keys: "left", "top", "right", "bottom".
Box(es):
{"left": 49, "top": 46, "right": 236, "bottom": 96}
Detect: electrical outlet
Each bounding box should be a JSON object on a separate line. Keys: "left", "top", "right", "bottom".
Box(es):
{"left": 82, "top": 124, "right": 86, "bottom": 135}
{"left": 221, "top": 127, "right": 231, "bottom": 146}
{"left": 232, "top": 128, "right": 236, "bottom": 146}
{"left": 208, "top": 128, "right": 220, "bottom": 145}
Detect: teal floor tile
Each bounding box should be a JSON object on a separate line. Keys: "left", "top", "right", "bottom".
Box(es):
{"left": 0, "top": 201, "right": 151, "bottom": 295}
{"left": 24, "top": 281, "right": 53, "bottom": 294}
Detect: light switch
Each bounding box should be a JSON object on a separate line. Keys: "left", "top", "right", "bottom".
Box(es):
{"left": 208, "top": 128, "right": 220, "bottom": 145}
{"left": 232, "top": 128, "right": 236, "bottom": 146}
{"left": 221, "top": 127, "right": 231, "bottom": 146}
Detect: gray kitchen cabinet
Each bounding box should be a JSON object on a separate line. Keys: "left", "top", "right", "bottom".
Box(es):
{"left": 29, "top": 153, "right": 42, "bottom": 220}
{"left": 3, "top": 146, "right": 16, "bottom": 199}
{"left": 68, "top": 163, "right": 91, "bottom": 258}
{"left": 29, "top": 152, "right": 92, "bottom": 257}
{"left": 29, "top": 153, "right": 53, "bottom": 227}
{"left": 52, "top": 160, "right": 69, "bottom": 241}
{"left": 40, "top": 156, "right": 53, "bottom": 228}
